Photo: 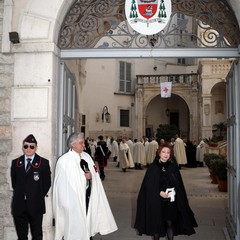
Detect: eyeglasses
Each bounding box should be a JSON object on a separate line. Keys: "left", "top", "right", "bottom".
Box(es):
{"left": 23, "top": 144, "right": 35, "bottom": 150}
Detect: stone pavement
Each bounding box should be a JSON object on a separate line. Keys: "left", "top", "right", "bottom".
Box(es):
{"left": 93, "top": 161, "right": 227, "bottom": 240}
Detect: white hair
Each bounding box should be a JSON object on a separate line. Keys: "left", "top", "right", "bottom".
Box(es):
{"left": 67, "top": 132, "right": 84, "bottom": 148}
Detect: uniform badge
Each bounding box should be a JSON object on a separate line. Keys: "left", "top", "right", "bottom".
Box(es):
{"left": 33, "top": 172, "right": 40, "bottom": 181}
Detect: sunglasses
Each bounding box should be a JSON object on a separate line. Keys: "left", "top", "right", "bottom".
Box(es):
{"left": 23, "top": 144, "right": 35, "bottom": 150}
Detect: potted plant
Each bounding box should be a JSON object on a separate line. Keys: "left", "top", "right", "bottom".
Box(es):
{"left": 203, "top": 137, "right": 219, "bottom": 147}
{"left": 203, "top": 153, "right": 226, "bottom": 184}
{"left": 210, "top": 157, "right": 228, "bottom": 192}
{"left": 156, "top": 124, "right": 180, "bottom": 142}
{"left": 203, "top": 153, "right": 218, "bottom": 184}
{"left": 212, "top": 122, "right": 227, "bottom": 141}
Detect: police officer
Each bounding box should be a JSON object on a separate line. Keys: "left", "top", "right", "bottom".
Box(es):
{"left": 10, "top": 134, "right": 51, "bottom": 240}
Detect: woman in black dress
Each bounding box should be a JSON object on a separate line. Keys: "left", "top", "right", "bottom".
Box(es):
{"left": 134, "top": 143, "right": 197, "bottom": 240}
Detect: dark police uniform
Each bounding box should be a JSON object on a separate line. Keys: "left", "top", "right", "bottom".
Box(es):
{"left": 10, "top": 135, "right": 51, "bottom": 240}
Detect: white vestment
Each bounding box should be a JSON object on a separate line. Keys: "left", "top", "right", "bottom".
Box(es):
{"left": 133, "top": 141, "right": 146, "bottom": 165}
{"left": 126, "top": 139, "right": 134, "bottom": 157}
{"left": 144, "top": 141, "right": 149, "bottom": 159}
{"left": 111, "top": 140, "right": 119, "bottom": 158}
{"left": 145, "top": 140, "right": 159, "bottom": 164}
{"left": 196, "top": 140, "right": 206, "bottom": 163}
{"left": 118, "top": 142, "right": 134, "bottom": 169}
{"left": 174, "top": 138, "right": 187, "bottom": 165}
{"left": 53, "top": 150, "right": 117, "bottom": 240}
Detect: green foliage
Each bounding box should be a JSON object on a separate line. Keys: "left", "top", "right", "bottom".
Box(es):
{"left": 203, "top": 137, "right": 218, "bottom": 146}
{"left": 203, "top": 153, "right": 221, "bottom": 168}
{"left": 156, "top": 124, "right": 180, "bottom": 142}
{"left": 203, "top": 153, "right": 227, "bottom": 180}
{"left": 210, "top": 158, "right": 228, "bottom": 180}
{"left": 212, "top": 121, "right": 227, "bottom": 140}
{"left": 203, "top": 153, "right": 225, "bottom": 167}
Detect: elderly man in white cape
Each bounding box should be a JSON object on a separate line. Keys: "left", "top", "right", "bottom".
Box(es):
{"left": 53, "top": 132, "right": 118, "bottom": 240}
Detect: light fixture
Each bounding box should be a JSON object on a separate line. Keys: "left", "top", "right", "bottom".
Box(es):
{"left": 9, "top": 32, "right": 20, "bottom": 44}
{"left": 102, "top": 106, "right": 110, "bottom": 123}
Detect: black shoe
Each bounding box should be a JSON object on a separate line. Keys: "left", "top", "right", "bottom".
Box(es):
{"left": 122, "top": 168, "right": 126, "bottom": 172}
{"left": 138, "top": 164, "right": 143, "bottom": 170}
{"left": 135, "top": 163, "right": 138, "bottom": 169}
{"left": 116, "top": 162, "right": 119, "bottom": 168}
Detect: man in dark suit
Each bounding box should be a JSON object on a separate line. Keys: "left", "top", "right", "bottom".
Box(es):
{"left": 94, "top": 135, "right": 110, "bottom": 181}
{"left": 10, "top": 134, "right": 51, "bottom": 240}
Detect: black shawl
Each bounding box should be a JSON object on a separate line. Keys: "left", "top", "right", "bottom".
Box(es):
{"left": 134, "top": 157, "right": 198, "bottom": 237}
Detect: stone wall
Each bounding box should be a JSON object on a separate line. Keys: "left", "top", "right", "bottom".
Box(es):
{"left": 0, "top": 0, "right": 14, "bottom": 239}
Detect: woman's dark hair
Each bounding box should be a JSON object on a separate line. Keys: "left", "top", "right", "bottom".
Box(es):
{"left": 156, "top": 143, "right": 172, "bottom": 156}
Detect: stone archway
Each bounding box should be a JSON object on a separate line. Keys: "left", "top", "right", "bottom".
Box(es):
{"left": 145, "top": 94, "right": 189, "bottom": 139}
{"left": 135, "top": 74, "right": 198, "bottom": 142}
{"left": 199, "top": 60, "right": 231, "bottom": 138}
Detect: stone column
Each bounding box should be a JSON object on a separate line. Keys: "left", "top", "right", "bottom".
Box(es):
{"left": 189, "top": 90, "right": 200, "bottom": 142}
{"left": 5, "top": 46, "right": 58, "bottom": 240}
{"left": 135, "top": 86, "right": 144, "bottom": 140}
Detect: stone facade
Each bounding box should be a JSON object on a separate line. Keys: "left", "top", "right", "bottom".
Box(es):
{"left": 0, "top": 0, "right": 14, "bottom": 239}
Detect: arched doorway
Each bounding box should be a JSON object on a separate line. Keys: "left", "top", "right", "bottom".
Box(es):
{"left": 145, "top": 94, "right": 189, "bottom": 139}
{"left": 56, "top": 1, "right": 240, "bottom": 240}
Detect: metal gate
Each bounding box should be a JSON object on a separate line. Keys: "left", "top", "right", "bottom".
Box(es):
{"left": 57, "top": 62, "right": 76, "bottom": 157}
{"left": 226, "top": 60, "right": 240, "bottom": 240}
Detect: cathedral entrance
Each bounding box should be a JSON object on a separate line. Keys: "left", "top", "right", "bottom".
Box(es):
{"left": 56, "top": 1, "right": 240, "bottom": 240}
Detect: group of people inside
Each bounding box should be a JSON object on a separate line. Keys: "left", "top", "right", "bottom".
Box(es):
{"left": 10, "top": 132, "right": 200, "bottom": 240}
{"left": 84, "top": 134, "right": 207, "bottom": 176}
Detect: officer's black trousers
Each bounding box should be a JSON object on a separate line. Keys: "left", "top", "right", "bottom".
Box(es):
{"left": 14, "top": 211, "right": 43, "bottom": 240}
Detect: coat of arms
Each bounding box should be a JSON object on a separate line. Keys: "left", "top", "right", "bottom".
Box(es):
{"left": 125, "top": 0, "right": 171, "bottom": 35}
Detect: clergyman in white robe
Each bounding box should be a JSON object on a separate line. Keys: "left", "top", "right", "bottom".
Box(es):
{"left": 196, "top": 139, "right": 206, "bottom": 166}
{"left": 174, "top": 136, "right": 187, "bottom": 165}
{"left": 126, "top": 138, "right": 134, "bottom": 158}
{"left": 145, "top": 138, "right": 159, "bottom": 164}
{"left": 53, "top": 149, "right": 117, "bottom": 240}
{"left": 111, "top": 138, "right": 119, "bottom": 162}
{"left": 119, "top": 139, "right": 134, "bottom": 170}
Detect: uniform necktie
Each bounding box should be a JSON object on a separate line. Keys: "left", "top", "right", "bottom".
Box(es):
{"left": 26, "top": 158, "right": 31, "bottom": 172}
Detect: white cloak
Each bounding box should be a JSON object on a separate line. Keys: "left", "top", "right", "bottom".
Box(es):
{"left": 118, "top": 142, "right": 134, "bottom": 169}
{"left": 145, "top": 140, "right": 159, "bottom": 164}
{"left": 53, "top": 150, "right": 117, "bottom": 240}
{"left": 126, "top": 139, "right": 134, "bottom": 157}
{"left": 133, "top": 141, "right": 146, "bottom": 165}
{"left": 196, "top": 140, "right": 206, "bottom": 163}
{"left": 174, "top": 138, "right": 188, "bottom": 165}
{"left": 111, "top": 140, "right": 119, "bottom": 158}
